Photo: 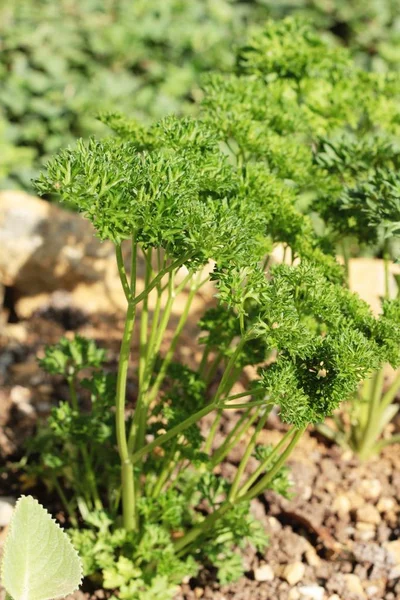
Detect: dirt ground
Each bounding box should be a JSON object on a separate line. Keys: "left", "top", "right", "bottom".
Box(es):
{"left": 0, "top": 305, "right": 399, "bottom": 600}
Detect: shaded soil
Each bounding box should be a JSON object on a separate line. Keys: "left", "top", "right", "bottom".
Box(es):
{"left": 0, "top": 306, "right": 399, "bottom": 600}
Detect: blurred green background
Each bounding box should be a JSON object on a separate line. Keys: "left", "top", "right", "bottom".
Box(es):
{"left": 2, "top": 0, "right": 400, "bottom": 192}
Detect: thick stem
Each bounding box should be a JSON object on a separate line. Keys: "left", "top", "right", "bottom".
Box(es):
{"left": 115, "top": 299, "right": 136, "bottom": 530}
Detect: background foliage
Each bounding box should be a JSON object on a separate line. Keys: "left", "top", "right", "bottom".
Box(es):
{"left": 2, "top": 0, "right": 400, "bottom": 192}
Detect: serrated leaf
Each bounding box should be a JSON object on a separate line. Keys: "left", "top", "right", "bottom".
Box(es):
{"left": 1, "top": 496, "right": 82, "bottom": 600}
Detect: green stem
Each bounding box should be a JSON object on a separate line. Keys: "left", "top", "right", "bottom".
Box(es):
{"left": 131, "top": 253, "right": 194, "bottom": 309}
{"left": 131, "top": 401, "right": 218, "bottom": 465}
{"left": 238, "top": 427, "right": 295, "bottom": 497}
{"left": 372, "top": 432, "right": 400, "bottom": 453}
{"left": 67, "top": 377, "right": 103, "bottom": 510}
{"left": 358, "top": 368, "right": 385, "bottom": 458}
{"left": 381, "top": 370, "right": 400, "bottom": 410}
{"left": 130, "top": 235, "right": 137, "bottom": 295}
{"left": 145, "top": 273, "right": 203, "bottom": 405}
{"left": 229, "top": 407, "right": 270, "bottom": 502}
{"left": 174, "top": 501, "right": 234, "bottom": 555}
{"left": 239, "top": 426, "right": 305, "bottom": 502}
{"left": 116, "top": 243, "right": 131, "bottom": 301}
{"left": 210, "top": 407, "right": 255, "bottom": 468}
{"left": 204, "top": 339, "right": 249, "bottom": 454}
{"left": 115, "top": 299, "right": 136, "bottom": 530}
{"left": 52, "top": 475, "right": 78, "bottom": 527}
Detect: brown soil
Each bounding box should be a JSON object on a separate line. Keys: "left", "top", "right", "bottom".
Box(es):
{"left": 0, "top": 306, "right": 399, "bottom": 600}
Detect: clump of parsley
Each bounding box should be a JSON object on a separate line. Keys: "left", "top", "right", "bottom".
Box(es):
{"left": 30, "top": 18, "right": 400, "bottom": 598}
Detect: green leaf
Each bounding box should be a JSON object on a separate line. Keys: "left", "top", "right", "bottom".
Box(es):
{"left": 1, "top": 496, "right": 82, "bottom": 600}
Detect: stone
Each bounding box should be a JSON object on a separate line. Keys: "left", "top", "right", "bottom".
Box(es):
{"left": 328, "top": 596, "right": 341, "bottom": 600}
{"left": 10, "top": 385, "right": 35, "bottom": 418}
{"left": 358, "top": 479, "right": 382, "bottom": 502}
{"left": 298, "top": 585, "right": 325, "bottom": 600}
{"left": 332, "top": 494, "right": 351, "bottom": 515}
{"left": 288, "top": 590, "right": 300, "bottom": 600}
{"left": 346, "top": 491, "right": 365, "bottom": 510}
{"left": 254, "top": 564, "right": 274, "bottom": 582}
{"left": 356, "top": 505, "right": 381, "bottom": 525}
{"left": 385, "top": 540, "right": 400, "bottom": 565}
{"left": 376, "top": 497, "right": 395, "bottom": 513}
{"left": 388, "top": 565, "right": 400, "bottom": 580}
{"left": 343, "top": 574, "right": 366, "bottom": 597}
{"left": 305, "top": 547, "right": 321, "bottom": 568}
{"left": 282, "top": 562, "right": 305, "bottom": 586}
{"left": 0, "top": 497, "right": 16, "bottom": 527}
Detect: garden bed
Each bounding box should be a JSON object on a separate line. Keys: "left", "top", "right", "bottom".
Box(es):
{"left": 1, "top": 307, "right": 399, "bottom": 600}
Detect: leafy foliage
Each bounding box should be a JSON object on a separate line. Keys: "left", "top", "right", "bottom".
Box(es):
{"left": 27, "top": 16, "right": 400, "bottom": 600}
{"left": 0, "top": 0, "right": 270, "bottom": 190}
{"left": 1, "top": 496, "right": 82, "bottom": 600}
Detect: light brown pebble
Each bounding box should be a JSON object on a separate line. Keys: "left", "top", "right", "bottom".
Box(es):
{"left": 385, "top": 540, "right": 400, "bottom": 566}
{"left": 254, "top": 564, "right": 274, "bottom": 582}
{"left": 358, "top": 479, "right": 382, "bottom": 502}
{"left": 332, "top": 494, "right": 351, "bottom": 515}
{"left": 356, "top": 505, "right": 381, "bottom": 525}
{"left": 282, "top": 562, "right": 305, "bottom": 586}
{"left": 376, "top": 497, "right": 395, "bottom": 513}
{"left": 343, "top": 574, "right": 366, "bottom": 598}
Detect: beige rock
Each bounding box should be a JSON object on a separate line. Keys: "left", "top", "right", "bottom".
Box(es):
{"left": 346, "top": 491, "right": 365, "bottom": 510}
{"left": 356, "top": 522, "right": 375, "bottom": 532}
{"left": 298, "top": 585, "right": 325, "bottom": 600}
{"left": 348, "top": 258, "right": 400, "bottom": 315}
{"left": 288, "top": 590, "right": 301, "bottom": 600}
{"left": 332, "top": 494, "right": 351, "bottom": 515}
{"left": 384, "top": 540, "right": 400, "bottom": 565}
{"left": 358, "top": 479, "right": 382, "bottom": 502}
{"left": 305, "top": 547, "right": 321, "bottom": 568}
{"left": 343, "top": 574, "right": 366, "bottom": 598}
{"left": 376, "top": 497, "right": 396, "bottom": 513}
{"left": 356, "top": 505, "right": 381, "bottom": 525}
{"left": 0, "top": 191, "right": 216, "bottom": 318}
{"left": 282, "top": 562, "right": 305, "bottom": 586}
{"left": 328, "top": 596, "right": 341, "bottom": 600}
{"left": 254, "top": 564, "right": 274, "bottom": 582}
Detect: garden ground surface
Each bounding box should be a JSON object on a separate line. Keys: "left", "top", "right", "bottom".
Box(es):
{"left": 0, "top": 300, "right": 400, "bottom": 600}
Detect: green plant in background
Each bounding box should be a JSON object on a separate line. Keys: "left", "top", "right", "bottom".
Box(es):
{"left": 1, "top": 495, "right": 82, "bottom": 600}
{"left": 264, "top": 0, "right": 400, "bottom": 71}
{"left": 0, "top": 0, "right": 270, "bottom": 191}
{"left": 26, "top": 18, "right": 400, "bottom": 599}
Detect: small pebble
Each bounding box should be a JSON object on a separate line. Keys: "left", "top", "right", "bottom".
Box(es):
{"left": 343, "top": 574, "right": 366, "bottom": 598}
{"left": 282, "top": 562, "right": 305, "bottom": 586}
{"left": 254, "top": 564, "right": 274, "bottom": 582}
{"left": 356, "top": 505, "right": 381, "bottom": 525}
{"left": 385, "top": 540, "right": 400, "bottom": 565}
{"left": 298, "top": 584, "right": 325, "bottom": 600}
{"left": 376, "top": 497, "right": 395, "bottom": 513}
{"left": 332, "top": 494, "right": 351, "bottom": 515}
{"left": 305, "top": 547, "right": 321, "bottom": 568}
{"left": 359, "top": 479, "right": 382, "bottom": 502}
